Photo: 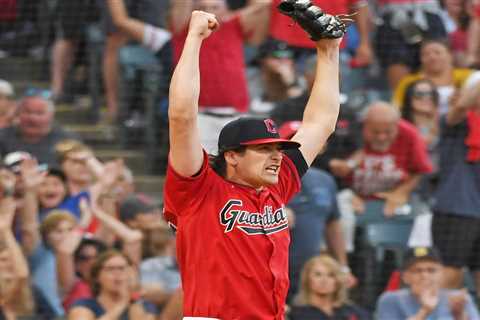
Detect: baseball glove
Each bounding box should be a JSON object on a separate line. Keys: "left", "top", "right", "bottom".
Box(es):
{"left": 277, "top": 0, "right": 355, "bottom": 40}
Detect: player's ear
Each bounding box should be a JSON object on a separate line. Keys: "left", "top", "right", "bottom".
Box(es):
{"left": 224, "top": 150, "right": 238, "bottom": 167}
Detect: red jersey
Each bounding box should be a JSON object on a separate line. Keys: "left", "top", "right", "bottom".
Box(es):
{"left": 172, "top": 16, "right": 249, "bottom": 112}
{"left": 353, "top": 120, "right": 433, "bottom": 196}
{"left": 63, "top": 279, "right": 91, "bottom": 311}
{"left": 269, "top": 0, "right": 359, "bottom": 49}
{"left": 163, "top": 152, "right": 301, "bottom": 319}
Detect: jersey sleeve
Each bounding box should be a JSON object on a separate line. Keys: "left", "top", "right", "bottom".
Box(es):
{"left": 273, "top": 150, "right": 305, "bottom": 204}
{"left": 163, "top": 151, "right": 214, "bottom": 218}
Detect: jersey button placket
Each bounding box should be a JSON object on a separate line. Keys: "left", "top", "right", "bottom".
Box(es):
{"left": 260, "top": 190, "right": 282, "bottom": 317}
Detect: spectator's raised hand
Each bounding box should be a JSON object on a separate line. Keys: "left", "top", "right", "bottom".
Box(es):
{"left": 419, "top": 288, "right": 439, "bottom": 314}
{"left": 99, "top": 159, "right": 124, "bottom": 189}
{"left": 0, "top": 197, "right": 16, "bottom": 230}
{"left": 78, "top": 197, "right": 93, "bottom": 230}
{"left": 19, "top": 158, "right": 46, "bottom": 191}
{"left": 54, "top": 227, "right": 82, "bottom": 255}
{"left": 0, "top": 168, "right": 16, "bottom": 194}
{"left": 449, "top": 290, "right": 468, "bottom": 320}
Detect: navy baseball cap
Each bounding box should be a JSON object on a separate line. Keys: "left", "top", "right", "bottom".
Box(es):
{"left": 403, "top": 246, "right": 442, "bottom": 270}
{"left": 218, "top": 117, "right": 301, "bottom": 152}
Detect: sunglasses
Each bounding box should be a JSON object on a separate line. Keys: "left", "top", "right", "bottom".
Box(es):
{"left": 412, "top": 90, "right": 434, "bottom": 99}
{"left": 269, "top": 50, "right": 293, "bottom": 59}
{"left": 23, "top": 87, "right": 52, "bottom": 100}
{"left": 77, "top": 254, "right": 97, "bottom": 262}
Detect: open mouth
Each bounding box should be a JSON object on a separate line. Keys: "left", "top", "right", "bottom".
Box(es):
{"left": 266, "top": 165, "right": 280, "bottom": 174}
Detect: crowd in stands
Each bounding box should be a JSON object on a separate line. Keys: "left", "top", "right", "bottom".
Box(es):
{"left": 1, "top": 0, "right": 480, "bottom": 318}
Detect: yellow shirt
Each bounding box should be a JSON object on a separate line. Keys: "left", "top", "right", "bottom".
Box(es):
{"left": 392, "top": 68, "right": 474, "bottom": 109}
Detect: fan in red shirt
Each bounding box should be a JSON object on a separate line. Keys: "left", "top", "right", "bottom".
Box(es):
{"left": 164, "top": 5, "right": 345, "bottom": 319}
{"left": 330, "top": 102, "right": 433, "bottom": 216}
{"left": 269, "top": 0, "right": 372, "bottom": 65}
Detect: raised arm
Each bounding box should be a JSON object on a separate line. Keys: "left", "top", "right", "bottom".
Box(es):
{"left": 54, "top": 229, "right": 83, "bottom": 297}
{"left": 88, "top": 200, "right": 143, "bottom": 266}
{"left": 446, "top": 77, "right": 480, "bottom": 125}
{"left": 168, "top": 11, "right": 219, "bottom": 177}
{"left": 291, "top": 39, "right": 341, "bottom": 166}
{"left": 18, "top": 159, "right": 45, "bottom": 256}
{"left": 0, "top": 197, "right": 30, "bottom": 301}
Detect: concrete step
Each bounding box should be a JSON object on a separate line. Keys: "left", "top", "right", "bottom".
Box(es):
{"left": 134, "top": 175, "right": 164, "bottom": 203}
{"left": 9, "top": 80, "right": 49, "bottom": 95}
{"left": 95, "top": 149, "right": 148, "bottom": 175}
{"left": 0, "top": 57, "right": 45, "bottom": 82}
{"left": 64, "top": 123, "right": 118, "bottom": 146}
{"left": 54, "top": 97, "right": 95, "bottom": 125}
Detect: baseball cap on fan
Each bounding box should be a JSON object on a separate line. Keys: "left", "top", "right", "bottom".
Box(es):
{"left": 0, "top": 79, "right": 14, "bottom": 98}
{"left": 402, "top": 246, "right": 442, "bottom": 270}
{"left": 218, "top": 117, "right": 301, "bottom": 152}
{"left": 3, "top": 151, "right": 33, "bottom": 173}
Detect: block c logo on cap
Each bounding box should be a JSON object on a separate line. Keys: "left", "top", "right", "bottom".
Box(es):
{"left": 264, "top": 119, "right": 277, "bottom": 134}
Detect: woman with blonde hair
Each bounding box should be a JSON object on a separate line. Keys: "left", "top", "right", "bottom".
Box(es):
{"left": 289, "top": 255, "right": 370, "bottom": 320}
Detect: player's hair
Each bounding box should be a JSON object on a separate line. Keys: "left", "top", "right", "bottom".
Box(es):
{"left": 294, "top": 254, "right": 349, "bottom": 307}
{"left": 209, "top": 146, "right": 247, "bottom": 177}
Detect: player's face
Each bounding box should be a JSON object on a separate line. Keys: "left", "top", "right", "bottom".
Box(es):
{"left": 234, "top": 143, "right": 283, "bottom": 188}
{"left": 308, "top": 261, "right": 337, "bottom": 296}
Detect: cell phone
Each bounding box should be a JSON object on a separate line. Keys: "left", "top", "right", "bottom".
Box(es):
{"left": 37, "top": 164, "right": 48, "bottom": 172}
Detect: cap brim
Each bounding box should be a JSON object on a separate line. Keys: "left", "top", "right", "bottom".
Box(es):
{"left": 241, "top": 138, "right": 301, "bottom": 149}
{"left": 403, "top": 256, "right": 442, "bottom": 270}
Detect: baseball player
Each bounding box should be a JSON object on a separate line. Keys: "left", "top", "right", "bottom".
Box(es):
{"left": 164, "top": 1, "right": 352, "bottom": 319}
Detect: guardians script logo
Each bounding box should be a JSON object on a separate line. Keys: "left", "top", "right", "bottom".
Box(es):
{"left": 219, "top": 199, "right": 288, "bottom": 235}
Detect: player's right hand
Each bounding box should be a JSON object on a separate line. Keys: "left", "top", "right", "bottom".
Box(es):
{"left": 188, "top": 11, "right": 219, "bottom": 40}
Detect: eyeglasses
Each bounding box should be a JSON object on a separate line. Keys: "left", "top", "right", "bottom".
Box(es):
{"left": 410, "top": 267, "right": 439, "bottom": 274}
{"left": 412, "top": 90, "right": 434, "bottom": 99}
{"left": 23, "top": 87, "right": 52, "bottom": 100}
{"left": 269, "top": 50, "right": 293, "bottom": 59}
{"left": 77, "top": 254, "right": 97, "bottom": 262}
{"left": 101, "top": 265, "right": 129, "bottom": 272}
